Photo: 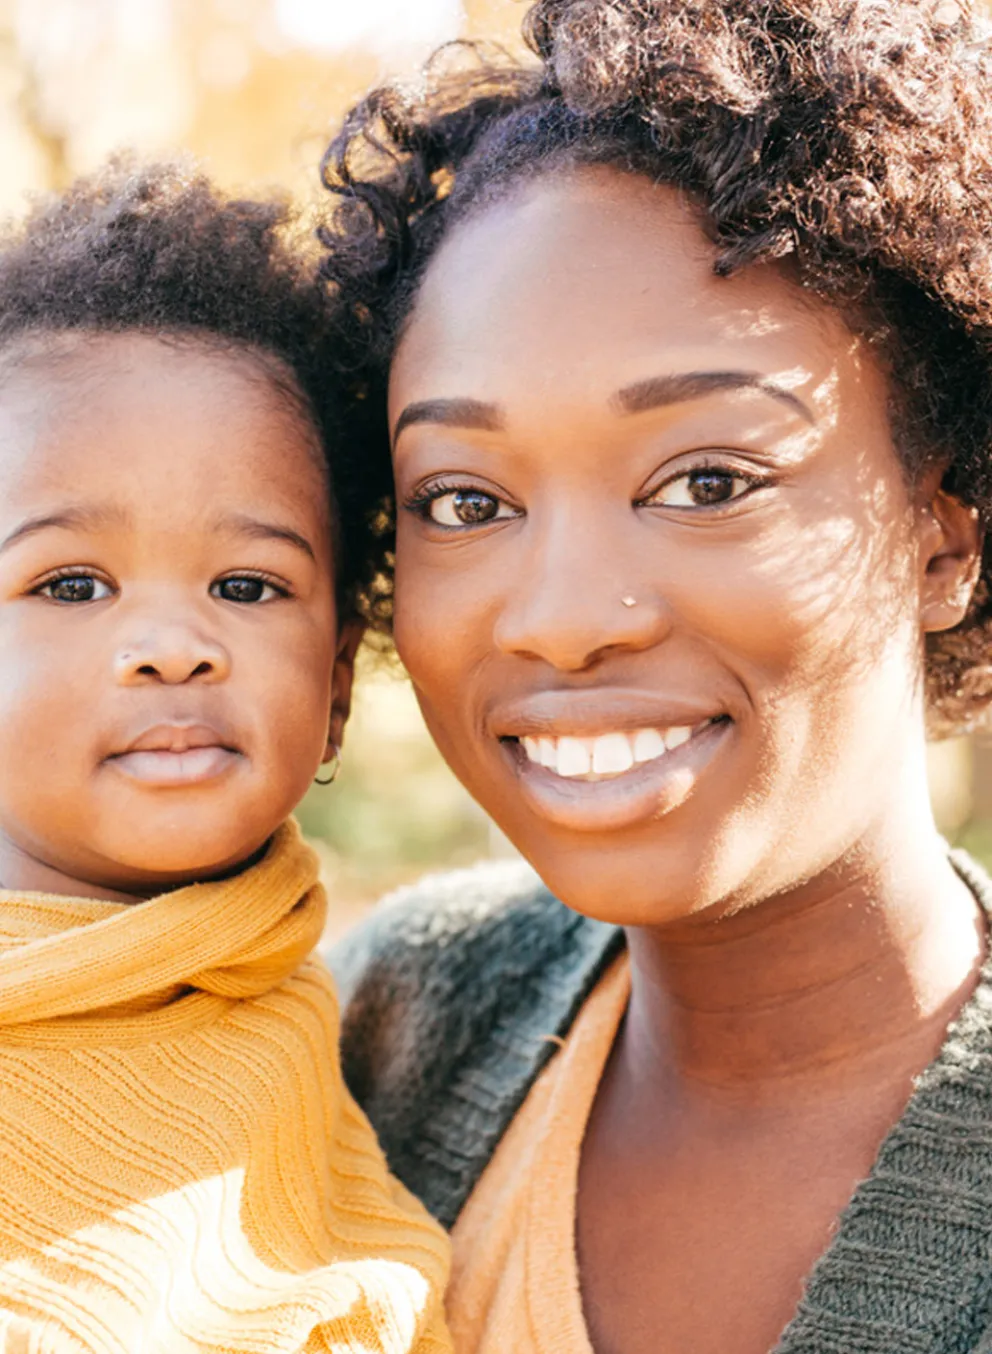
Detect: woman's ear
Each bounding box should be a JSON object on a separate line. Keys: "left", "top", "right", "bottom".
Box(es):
{"left": 324, "top": 619, "right": 366, "bottom": 761}
{"left": 917, "top": 470, "right": 983, "bottom": 634}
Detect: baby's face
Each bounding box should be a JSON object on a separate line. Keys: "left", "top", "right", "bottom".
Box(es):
{"left": 0, "top": 332, "right": 346, "bottom": 899}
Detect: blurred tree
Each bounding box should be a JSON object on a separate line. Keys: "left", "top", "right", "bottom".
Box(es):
{"left": 0, "top": 0, "right": 65, "bottom": 207}
{"left": 0, "top": 0, "right": 530, "bottom": 206}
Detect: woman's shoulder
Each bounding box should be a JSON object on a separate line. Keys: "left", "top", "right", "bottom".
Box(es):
{"left": 324, "top": 859, "right": 623, "bottom": 1226}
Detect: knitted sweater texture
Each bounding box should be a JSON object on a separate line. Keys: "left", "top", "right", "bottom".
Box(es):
{"left": 330, "top": 853, "right": 992, "bottom": 1353}
{"left": 0, "top": 821, "right": 451, "bottom": 1354}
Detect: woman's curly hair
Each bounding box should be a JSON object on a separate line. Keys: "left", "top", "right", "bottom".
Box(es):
{"left": 320, "top": 0, "right": 992, "bottom": 731}
{"left": 0, "top": 159, "right": 385, "bottom": 616}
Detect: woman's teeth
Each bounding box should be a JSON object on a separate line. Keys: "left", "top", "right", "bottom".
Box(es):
{"left": 519, "top": 724, "right": 701, "bottom": 780}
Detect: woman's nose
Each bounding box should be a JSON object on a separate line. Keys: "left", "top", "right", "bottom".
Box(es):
{"left": 492, "top": 532, "right": 671, "bottom": 671}
{"left": 113, "top": 623, "right": 232, "bottom": 686}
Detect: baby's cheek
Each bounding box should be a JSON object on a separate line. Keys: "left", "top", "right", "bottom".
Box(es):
{"left": 248, "top": 628, "right": 335, "bottom": 776}
{"left": 0, "top": 641, "right": 93, "bottom": 781}
{"left": 0, "top": 697, "right": 100, "bottom": 860}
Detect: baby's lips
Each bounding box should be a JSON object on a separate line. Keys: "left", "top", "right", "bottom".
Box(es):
{"left": 106, "top": 743, "right": 242, "bottom": 787}
{"left": 113, "top": 721, "right": 238, "bottom": 757}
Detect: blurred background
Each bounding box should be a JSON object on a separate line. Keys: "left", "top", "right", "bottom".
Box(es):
{"left": 0, "top": 0, "right": 987, "bottom": 931}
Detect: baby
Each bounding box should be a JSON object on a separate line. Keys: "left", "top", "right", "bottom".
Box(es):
{"left": 0, "top": 164, "right": 450, "bottom": 1353}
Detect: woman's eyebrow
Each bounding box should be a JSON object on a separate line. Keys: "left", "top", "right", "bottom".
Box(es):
{"left": 393, "top": 373, "right": 814, "bottom": 444}
{"left": 613, "top": 370, "right": 816, "bottom": 424}
{"left": 393, "top": 398, "right": 504, "bottom": 444}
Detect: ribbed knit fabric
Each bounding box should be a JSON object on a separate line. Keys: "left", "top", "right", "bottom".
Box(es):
{"left": 331, "top": 852, "right": 992, "bottom": 1353}
{"left": 0, "top": 820, "right": 452, "bottom": 1354}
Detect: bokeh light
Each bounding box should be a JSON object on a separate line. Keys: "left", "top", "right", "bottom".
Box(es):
{"left": 274, "top": 0, "right": 464, "bottom": 55}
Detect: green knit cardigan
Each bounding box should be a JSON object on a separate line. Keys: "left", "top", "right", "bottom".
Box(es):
{"left": 327, "top": 853, "right": 992, "bottom": 1354}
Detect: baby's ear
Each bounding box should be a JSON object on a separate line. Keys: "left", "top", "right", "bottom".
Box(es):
{"left": 326, "top": 619, "right": 365, "bottom": 757}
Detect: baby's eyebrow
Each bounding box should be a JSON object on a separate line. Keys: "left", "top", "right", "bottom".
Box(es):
{"left": 0, "top": 504, "right": 128, "bottom": 553}
{"left": 216, "top": 513, "right": 316, "bottom": 562}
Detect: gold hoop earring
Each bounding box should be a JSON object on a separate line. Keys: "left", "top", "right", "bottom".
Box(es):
{"left": 314, "top": 747, "right": 340, "bottom": 786}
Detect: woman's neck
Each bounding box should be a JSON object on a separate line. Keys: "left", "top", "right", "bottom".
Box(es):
{"left": 624, "top": 810, "right": 987, "bottom": 1105}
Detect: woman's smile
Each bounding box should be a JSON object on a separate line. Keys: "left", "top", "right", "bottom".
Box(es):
{"left": 500, "top": 714, "right": 733, "bottom": 833}
{"left": 489, "top": 681, "right": 735, "bottom": 831}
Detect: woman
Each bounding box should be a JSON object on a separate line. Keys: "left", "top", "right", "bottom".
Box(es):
{"left": 322, "top": 1, "right": 992, "bottom": 1350}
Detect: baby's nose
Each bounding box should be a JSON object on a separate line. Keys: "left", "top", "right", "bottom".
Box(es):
{"left": 113, "top": 625, "right": 231, "bottom": 685}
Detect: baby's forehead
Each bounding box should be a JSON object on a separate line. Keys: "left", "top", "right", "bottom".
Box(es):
{"left": 4, "top": 330, "right": 314, "bottom": 416}
{"left": 0, "top": 331, "right": 332, "bottom": 541}
{"left": 0, "top": 329, "right": 324, "bottom": 451}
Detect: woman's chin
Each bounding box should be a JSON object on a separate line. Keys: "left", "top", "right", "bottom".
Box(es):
{"left": 498, "top": 823, "right": 734, "bottom": 928}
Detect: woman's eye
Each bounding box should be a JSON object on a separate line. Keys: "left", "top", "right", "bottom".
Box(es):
{"left": 211, "top": 576, "right": 283, "bottom": 604}
{"left": 427, "top": 490, "right": 517, "bottom": 528}
{"left": 38, "top": 574, "right": 113, "bottom": 603}
{"left": 649, "top": 469, "right": 755, "bottom": 508}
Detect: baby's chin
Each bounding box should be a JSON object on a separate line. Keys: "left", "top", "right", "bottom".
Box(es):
{"left": 62, "top": 767, "right": 311, "bottom": 897}
{"left": 0, "top": 823, "right": 279, "bottom": 904}
{"left": 91, "top": 830, "right": 278, "bottom": 899}
{"left": 37, "top": 811, "right": 283, "bottom": 901}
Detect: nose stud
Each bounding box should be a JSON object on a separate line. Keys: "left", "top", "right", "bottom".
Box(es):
{"left": 621, "top": 595, "right": 637, "bottom": 608}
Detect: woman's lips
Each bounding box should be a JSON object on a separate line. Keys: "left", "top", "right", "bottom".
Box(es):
{"left": 502, "top": 716, "right": 732, "bottom": 833}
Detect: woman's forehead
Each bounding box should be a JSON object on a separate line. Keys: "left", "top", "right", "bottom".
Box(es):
{"left": 391, "top": 166, "right": 875, "bottom": 437}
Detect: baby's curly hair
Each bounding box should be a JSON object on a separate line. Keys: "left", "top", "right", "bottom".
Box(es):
{"left": 0, "top": 159, "right": 385, "bottom": 617}
{"left": 319, "top": 0, "right": 992, "bottom": 731}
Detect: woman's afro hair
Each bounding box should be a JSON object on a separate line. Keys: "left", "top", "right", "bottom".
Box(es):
{"left": 0, "top": 158, "right": 384, "bottom": 616}
{"left": 319, "top": 0, "right": 992, "bottom": 731}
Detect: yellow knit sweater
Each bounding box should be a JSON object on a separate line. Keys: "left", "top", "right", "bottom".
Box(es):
{"left": 0, "top": 821, "right": 451, "bottom": 1354}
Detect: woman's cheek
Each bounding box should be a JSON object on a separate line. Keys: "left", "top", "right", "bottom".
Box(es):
{"left": 394, "top": 538, "right": 486, "bottom": 682}
{"left": 687, "top": 489, "right": 915, "bottom": 682}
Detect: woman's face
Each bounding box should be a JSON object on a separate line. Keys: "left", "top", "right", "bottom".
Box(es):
{"left": 389, "top": 166, "right": 973, "bottom": 925}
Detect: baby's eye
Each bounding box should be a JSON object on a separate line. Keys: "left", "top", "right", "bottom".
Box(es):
{"left": 211, "top": 576, "right": 284, "bottom": 604}
{"left": 427, "top": 490, "right": 518, "bottom": 527}
{"left": 647, "top": 469, "right": 756, "bottom": 508}
{"left": 38, "top": 574, "right": 113, "bottom": 603}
